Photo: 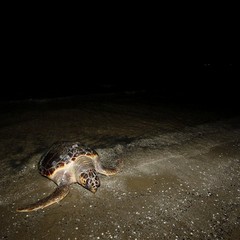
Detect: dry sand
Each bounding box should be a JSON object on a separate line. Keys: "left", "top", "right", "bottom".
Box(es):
{"left": 0, "top": 93, "right": 239, "bottom": 239}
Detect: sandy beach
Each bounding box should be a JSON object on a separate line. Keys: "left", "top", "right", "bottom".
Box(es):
{"left": 0, "top": 92, "right": 239, "bottom": 240}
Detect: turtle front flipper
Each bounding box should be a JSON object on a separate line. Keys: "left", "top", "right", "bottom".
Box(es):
{"left": 16, "top": 185, "right": 70, "bottom": 212}
{"left": 95, "top": 159, "right": 123, "bottom": 176}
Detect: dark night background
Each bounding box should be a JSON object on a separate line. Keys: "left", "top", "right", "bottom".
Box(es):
{"left": 1, "top": 63, "right": 237, "bottom": 111}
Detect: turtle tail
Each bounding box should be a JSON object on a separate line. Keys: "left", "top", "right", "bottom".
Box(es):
{"left": 16, "top": 185, "right": 70, "bottom": 212}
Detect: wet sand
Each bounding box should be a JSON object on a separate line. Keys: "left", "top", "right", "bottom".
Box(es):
{"left": 0, "top": 93, "right": 240, "bottom": 239}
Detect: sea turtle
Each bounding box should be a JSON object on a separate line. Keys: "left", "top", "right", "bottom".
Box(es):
{"left": 17, "top": 141, "right": 122, "bottom": 212}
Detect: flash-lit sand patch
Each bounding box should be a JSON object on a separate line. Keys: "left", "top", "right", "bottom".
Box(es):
{"left": 0, "top": 96, "right": 240, "bottom": 239}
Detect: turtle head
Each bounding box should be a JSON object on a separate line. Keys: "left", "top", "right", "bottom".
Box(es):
{"left": 78, "top": 169, "right": 100, "bottom": 193}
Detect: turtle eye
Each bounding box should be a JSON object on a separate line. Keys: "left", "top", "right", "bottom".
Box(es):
{"left": 79, "top": 173, "right": 88, "bottom": 187}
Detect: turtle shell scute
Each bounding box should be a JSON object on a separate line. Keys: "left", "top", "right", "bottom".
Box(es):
{"left": 38, "top": 142, "right": 98, "bottom": 176}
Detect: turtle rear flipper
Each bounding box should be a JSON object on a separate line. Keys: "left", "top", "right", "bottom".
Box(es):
{"left": 16, "top": 185, "right": 70, "bottom": 212}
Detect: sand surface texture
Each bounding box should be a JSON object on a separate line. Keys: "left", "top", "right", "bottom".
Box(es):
{"left": 0, "top": 93, "right": 239, "bottom": 240}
